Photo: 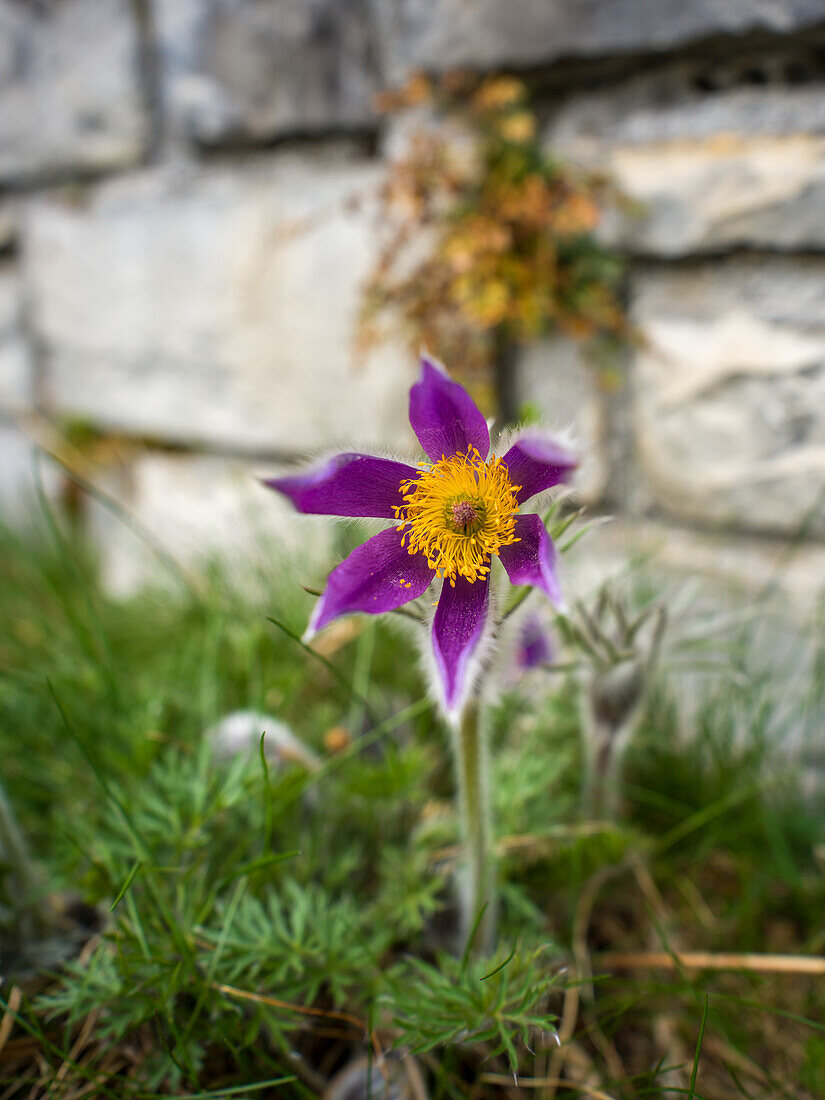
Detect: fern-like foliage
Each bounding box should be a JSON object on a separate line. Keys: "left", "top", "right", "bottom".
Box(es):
{"left": 385, "top": 945, "right": 560, "bottom": 1073}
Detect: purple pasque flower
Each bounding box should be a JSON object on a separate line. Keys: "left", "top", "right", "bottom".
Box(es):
{"left": 265, "top": 355, "right": 576, "bottom": 716}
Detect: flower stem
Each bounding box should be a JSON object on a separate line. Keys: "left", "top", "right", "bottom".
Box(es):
{"left": 451, "top": 700, "right": 495, "bottom": 954}
{"left": 582, "top": 730, "right": 622, "bottom": 821}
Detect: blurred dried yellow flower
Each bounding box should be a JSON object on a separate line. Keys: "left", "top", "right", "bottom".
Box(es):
{"left": 473, "top": 75, "right": 527, "bottom": 111}
{"left": 498, "top": 111, "right": 536, "bottom": 143}
{"left": 361, "top": 71, "right": 631, "bottom": 387}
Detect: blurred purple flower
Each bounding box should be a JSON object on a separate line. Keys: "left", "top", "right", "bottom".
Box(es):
{"left": 515, "top": 613, "right": 555, "bottom": 672}
{"left": 265, "top": 355, "right": 576, "bottom": 716}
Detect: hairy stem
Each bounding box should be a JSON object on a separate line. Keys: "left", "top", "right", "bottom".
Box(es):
{"left": 452, "top": 700, "right": 495, "bottom": 954}
{"left": 582, "top": 728, "right": 622, "bottom": 821}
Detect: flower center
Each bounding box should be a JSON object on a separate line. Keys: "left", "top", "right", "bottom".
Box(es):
{"left": 395, "top": 447, "right": 521, "bottom": 585}
{"left": 450, "top": 500, "right": 478, "bottom": 530}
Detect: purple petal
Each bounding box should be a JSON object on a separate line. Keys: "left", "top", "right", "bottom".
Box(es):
{"left": 501, "top": 435, "right": 577, "bottom": 505}
{"left": 409, "top": 355, "right": 490, "bottom": 462}
{"left": 309, "top": 526, "right": 434, "bottom": 634}
{"left": 264, "top": 453, "right": 417, "bottom": 519}
{"left": 498, "top": 513, "right": 563, "bottom": 607}
{"left": 432, "top": 575, "right": 490, "bottom": 714}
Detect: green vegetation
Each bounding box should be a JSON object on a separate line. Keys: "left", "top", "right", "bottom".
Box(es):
{"left": 1, "top": 507, "right": 824, "bottom": 1097}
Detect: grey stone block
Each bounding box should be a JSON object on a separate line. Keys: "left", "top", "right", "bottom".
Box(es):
{"left": 514, "top": 339, "right": 607, "bottom": 505}
{"left": 548, "top": 64, "right": 825, "bottom": 149}
{"left": 545, "top": 68, "right": 825, "bottom": 254}
{"left": 0, "top": 421, "right": 59, "bottom": 522}
{"left": 0, "top": 266, "right": 33, "bottom": 413}
{"left": 23, "top": 150, "right": 412, "bottom": 454}
{"left": 373, "top": 0, "right": 825, "bottom": 82}
{"left": 85, "top": 451, "right": 338, "bottom": 598}
{"left": 566, "top": 517, "right": 825, "bottom": 616}
{"left": 0, "top": 0, "right": 148, "bottom": 184}
{"left": 154, "top": 0, "right": 379, "bottom": 146}
{"left": 632, "top": 256, "right": 825, "bottom": 536}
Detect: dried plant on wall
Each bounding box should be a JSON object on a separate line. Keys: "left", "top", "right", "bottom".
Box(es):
{"left": 360, "top": 72, "right": 633, "bottom": 415}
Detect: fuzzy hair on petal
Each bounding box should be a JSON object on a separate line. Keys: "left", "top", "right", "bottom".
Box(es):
{"left": 493, "top": 419, "right": 579, "bottom": 461}
{"left": 257, "top": 436, "right": 421, "bottom": 482}
{"left": 494, "top": 421, "right": 581, "bottom": 513}
{"left": 416, "top": 578, "right": 500, "bottom": 726}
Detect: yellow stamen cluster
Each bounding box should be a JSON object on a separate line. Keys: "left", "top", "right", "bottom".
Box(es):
{"left": 395, "top": 447, "right": 520, "bottom": 585}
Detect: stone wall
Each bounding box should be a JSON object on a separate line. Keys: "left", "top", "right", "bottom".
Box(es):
{"left": 2, "top": 0, "right": 824, "bottom": 603}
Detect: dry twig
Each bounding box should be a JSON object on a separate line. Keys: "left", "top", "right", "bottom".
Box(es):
{"left": 481, "top": 1072, "right": 616, "bottom": 1099}
{"left": 600, "top": 951, "right": 825, "bottom": 975}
